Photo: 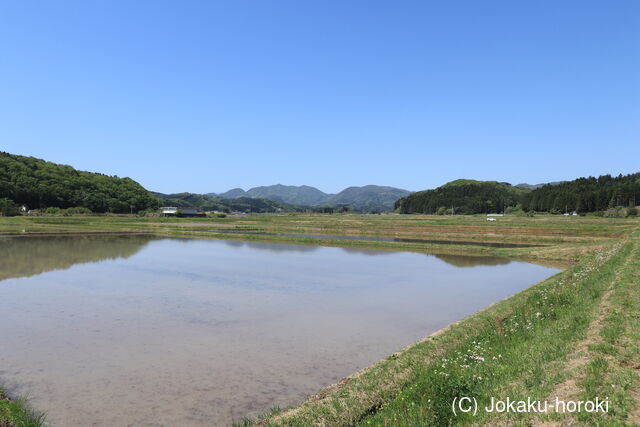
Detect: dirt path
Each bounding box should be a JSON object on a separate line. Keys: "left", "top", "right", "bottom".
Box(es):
{"left": 534, "top": 245, "right": 635, "bottom": 426}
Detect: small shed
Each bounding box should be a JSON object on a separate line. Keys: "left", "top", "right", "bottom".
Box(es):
{"left": 160, "top": 207, "right": 203, "bottom": 217}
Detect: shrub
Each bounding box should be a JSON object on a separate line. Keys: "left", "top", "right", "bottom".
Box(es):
{"left": 64, "top": 207, "right": 92, "bottom": 215}
{"left": 505, "top": 203, "right": 526, "bottom": 216}
{"left": 43, "top": 206, "right": 63, "bottom": 214}
{"left": 207, "top": 212, "right": 227, "bottom": 218}
{"left": 0, "top": 198, "right": 20, "bottom": 216}
{"left": 603, "top": 207, "right": 625, "bottom": 218}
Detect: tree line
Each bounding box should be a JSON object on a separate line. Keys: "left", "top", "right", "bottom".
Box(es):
{"left": 523, "top": 173, "right": 640, "bottom": 213}
{"left": 395, "top": 174, "right": 640, "bottom": 215}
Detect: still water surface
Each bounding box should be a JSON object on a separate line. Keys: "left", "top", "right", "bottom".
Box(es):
{"left": 209, "top": 230, "right": 541, "bottom": 248}
{"left": 0, "top": 235, "right": 559, "bottom": 426}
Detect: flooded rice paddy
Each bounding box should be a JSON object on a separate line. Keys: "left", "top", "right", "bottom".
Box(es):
{"left": 0, "top": 235, "right": 559, "bottom": 426}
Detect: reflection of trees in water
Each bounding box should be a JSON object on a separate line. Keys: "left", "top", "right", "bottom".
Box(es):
{"left": 222, "top": 240, "right": 318, "bottom": 253}
{"left": 341, "top": 248, "right": 512, "bottom": 267}
{"left": 0, "top": 235, "right": 156, "bottom": 282}
{"left": 340, "top": 248, "right": 392, "bottom": 256}
{"left": 433, "top": 254, "right": 512, "bottom": 267}
{"left": 221, "top": 241, "right": 512, "bottom": 265}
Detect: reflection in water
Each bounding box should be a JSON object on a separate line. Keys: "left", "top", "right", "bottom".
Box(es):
{"left": 433, "top": 254, "right": 512, "bottom": 267}
{"left": 0, "top": 237, "right": 559, "bottom": 426}
{"left": 210, "top": 230, "right": 542, "bottom": 248}
{"left": 0, "top": 235, "right": 156, "bottom": 282}
{"left": 339, "top": 248, "right": 513, "bottom": 266}
{"left": 222, "top": 239, "right": 319, "bottom": 253}
{"left": 340, "top": 248, "right": 395, "bottom": 256}
{"left": 224, "top": 238, "right": 515, "bottom": 266}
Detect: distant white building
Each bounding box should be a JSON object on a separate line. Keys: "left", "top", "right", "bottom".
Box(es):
{"left": 487, "top": 213, "right": 504, "bottom": 217}
{"left": 161, "top": 207, "right": 178, "bottom": 215}
{"left": 160, "top": 207, "right": 201, "bottom": 217}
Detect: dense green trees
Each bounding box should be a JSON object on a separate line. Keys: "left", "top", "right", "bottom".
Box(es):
{"left": 0, "top": 152, "right": 159, "bottom": 213}
{"left": 523, "top": 173, "right": 640, "bottom": 213}
{"left": 395, "top": 180, "right": 528, "bottom": 214}
{"left": 396, "top": 174, "right": 640, "bottom": 215}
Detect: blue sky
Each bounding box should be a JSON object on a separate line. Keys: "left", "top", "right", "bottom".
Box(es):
{"left": 1, "top": 1, "right": 638, "bottom": 194}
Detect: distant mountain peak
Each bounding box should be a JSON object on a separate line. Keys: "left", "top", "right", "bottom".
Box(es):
{"left": 515, "top": 181, "right": 564, "bottom": 190}
{"left": 214, "top": 188, "right": 246, "bottom": 198}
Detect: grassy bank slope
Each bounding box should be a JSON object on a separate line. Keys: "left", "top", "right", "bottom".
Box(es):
{"left": 0, "top": 387, "right": 43, "bottom": 427}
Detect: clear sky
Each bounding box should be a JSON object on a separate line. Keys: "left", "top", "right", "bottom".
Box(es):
{"left": 1, "top": 1, "right": 638, "bottom": 194}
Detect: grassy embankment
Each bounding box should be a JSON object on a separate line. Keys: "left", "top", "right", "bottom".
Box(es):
{"left": 0, "top": 214, "right": 638, "bottom": 426}
{"left": 0, "top": 388, "right": 43, "bottom": 427}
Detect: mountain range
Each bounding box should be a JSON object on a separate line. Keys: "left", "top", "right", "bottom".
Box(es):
{"left": 212, "top": 184, "right": 411, "bottom": 212}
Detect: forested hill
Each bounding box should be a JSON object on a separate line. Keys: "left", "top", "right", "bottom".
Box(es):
{"left": 394, "top": 180, "right": 528, "bottom": 214}
{"left": 396, "top": 173, "right": 640, "bottom": 215}
{"left": 247, "top": 184, "right": 329, "bottom": 206}
{"left": 153, "top": 192, "right": 304, "bottom": 213}
{"left": 524, "top": 173, "right": 640, "bottom": 212}
{"left": 215, "top": 184, "right": 329, "bottom": 205}
{"left": 0, "top": 152, "right": 158, "bottom": 213}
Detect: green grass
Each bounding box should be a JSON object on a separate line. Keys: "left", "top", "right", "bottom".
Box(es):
{"left": 574, "top": 237, "right": 640, "bottom": 426}
{"left": 0, "top": 387, "right": 44, "bottom": 427}
{"left": 358, "top": 244, "right": 630, "bottom": 426}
